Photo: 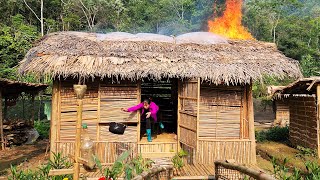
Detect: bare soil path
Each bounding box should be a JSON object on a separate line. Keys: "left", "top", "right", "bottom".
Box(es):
{"left": 0, "top": 140, "right": 49, "bottom": 178}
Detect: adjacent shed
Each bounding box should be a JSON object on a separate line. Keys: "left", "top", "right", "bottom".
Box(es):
{"left": 268, "top": 86, "right": 290, "bottom": 126}
{"left": 274, "top": 77, "right": 320, "bottom": 157}
{"left": 19, "top": 32, "right": 301, "bottom": 168}
{"left": 0, "top": 78, "right": 47, "bottom": 150}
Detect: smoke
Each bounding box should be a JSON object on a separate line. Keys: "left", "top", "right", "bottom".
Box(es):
{"left": 157, "top": 0, "right": 218, "bottom": 36}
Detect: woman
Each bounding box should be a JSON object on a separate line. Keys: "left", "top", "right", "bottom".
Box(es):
{"left": 122, "top": 98, "right": 159, "bottom": 142}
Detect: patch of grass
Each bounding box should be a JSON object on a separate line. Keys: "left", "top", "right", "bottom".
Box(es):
{"left": 256, "top": 126, "right": 289, "bottom": 143}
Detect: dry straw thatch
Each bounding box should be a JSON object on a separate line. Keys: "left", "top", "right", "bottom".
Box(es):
{"left": 19, "top": 31, "right": 302, "bottom": 85}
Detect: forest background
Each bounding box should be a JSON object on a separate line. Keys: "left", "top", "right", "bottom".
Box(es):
{"left": 0, "top": 0, "right": 319, "bottom": 97}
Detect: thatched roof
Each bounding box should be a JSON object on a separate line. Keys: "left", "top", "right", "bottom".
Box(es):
{"left": 273, "top": 77, "right": 320, "bottom": 99}
{"left": 19, "top": 31, "right": 302, "bottom": 85}
{"left": 0, "top": 78, "right": 48, "bottom": 98}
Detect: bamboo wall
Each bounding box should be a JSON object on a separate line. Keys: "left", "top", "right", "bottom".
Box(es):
{"left": 197, "top": 140, "right": 252, "bottom": 164}
{"left": 275, "top": 100, "right": 290, "bottom": 126}
{"left": 51, "top": 78, "right": 255, "bottom": 165}
{"left": 177, "top": 81, "right": 253, "bottom": 165}
{"left": 178, "top": 79, "right": 199, "bottom": 163}
{"left": 289, "top": 96, "right": 318, "bottom": 150}
{"left": 199, "top": 85, "right": 244, "bottom": 139}
{"left": 195, "top": 84, "right": 252, "bottom": 164}
{"left": 51, "top": 79, "right": 140, "bottom": 163}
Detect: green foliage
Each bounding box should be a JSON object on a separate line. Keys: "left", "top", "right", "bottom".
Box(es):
{"left": 300, "top": 54, "right": 320, "bottom": 77}
{"left": 95, "top": 150, "right": 130, "bottom": 180}
{"left": 244, "top": 0, "right": 320, "bottom": 81}
{"left": 34, "top": 120, "right": 50, "bottom": 139}
{"left": 124, "top": 155, "right": 154, "bottom": 180}
{"left": 272, "top": 157, "right": 320, "bottom": 179}
{"left": 8, "top": 152, "right": 72, "bottom": 180}
{"left": 252, "top": 75, "right": 293, "bottom": 98}
{"left": 0, "top": 14, "right": 39, "bottom": 80}
{"left": 172, "top": 149, "right": 188, "bottom": 169}
{"left": 296, "top": 146, "right": 316, "bottom": 158}
{"left": 255, "top": 126, "right": 289, "bottom": 142}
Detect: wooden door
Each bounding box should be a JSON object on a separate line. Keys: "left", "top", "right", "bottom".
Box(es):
{"left": 178, "top": 78, "right": 200, "bottom": 163}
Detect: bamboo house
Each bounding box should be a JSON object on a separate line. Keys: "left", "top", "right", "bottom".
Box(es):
{"left": 273, "top": 77, "right": 320, "bottom": 157}
{"left": 19, "top": 32, "right": 301, "bottom": 167}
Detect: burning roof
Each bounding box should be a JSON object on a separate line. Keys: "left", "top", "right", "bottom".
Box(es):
{"left": 208, "top": 0, "right": 254, "bottom": 40}
{"left": 19, "top": 31, "right": 301, "bottom": 85}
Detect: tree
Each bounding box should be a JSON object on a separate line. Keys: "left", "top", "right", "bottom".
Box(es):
{"left": 0, "top": 14, "right": 39, "bottom": 79}
{"left": 23, "top": 0, "right": 44, "bottom": 36}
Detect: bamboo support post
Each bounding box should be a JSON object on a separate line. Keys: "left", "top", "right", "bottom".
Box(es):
{"left": 317, "top": 85, "right": 320, "bottom": 158}
{"left": 73, "top": 98, "right": 83, "bottom": 180}
{"left": 214, "top": 161, "right": 275, "bottom": 180}
{"left": 196, "top": 78, "right": 200, "bottom": 163}
{"left": 0, "top": 89, "right": 3, "bottom": 150}
{"left": 177, "top": 80, "right": 181, "bottom": 151}
{"left": 50, "top": 80, "right": 59, "bottom": 160}
{"left": 247, "top": 82, "right": 257, "bottom": 163}
{"left": 73, "top": 84, "right": 87, "bottom": 180}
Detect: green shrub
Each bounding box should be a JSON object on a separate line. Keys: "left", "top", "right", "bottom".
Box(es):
{"left": 272, "top": 157, "right": 320, "bottom": 179}
{"left": 95, "top": 150, "right": 130, "bottom": 180}
{"left": 256, "top": 126, "right": 289, "bottom": 142}
{"left": 296, "top": 146, "right": 316, "bottom": 158}
{"left": 172, "top": 149, "right": 188, "bottom": 169}
{"left": 8, "top": 152, "right": 72, "bottom": 180}
{"left": 34, "top": 120, "right": 50, "bottom": 139}
{"left": 124, "top": 155, "right": 154, "bottom": 180}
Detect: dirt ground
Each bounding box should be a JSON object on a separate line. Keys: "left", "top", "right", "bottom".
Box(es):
{"left": 0, "top": 140, "right": 49, "bottom": 178}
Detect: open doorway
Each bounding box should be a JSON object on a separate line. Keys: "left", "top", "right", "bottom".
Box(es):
{"left": 139, "top": 78, "right": 178, "bottom": 142}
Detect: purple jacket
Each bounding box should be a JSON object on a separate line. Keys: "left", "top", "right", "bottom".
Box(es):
{"left": 127, "top": 102, "right": 159, "bottom": 122}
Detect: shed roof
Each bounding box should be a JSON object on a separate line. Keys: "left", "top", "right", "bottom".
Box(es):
{"left": 19, "top": 31, "right": 302, "bottom": 85}
{"left": 273, "top": 77, "right": 320, "bottom": 98}
{"left": 0, "top": 78, "right": 48, "bottom": 98}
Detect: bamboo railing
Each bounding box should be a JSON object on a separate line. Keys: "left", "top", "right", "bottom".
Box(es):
{"left": 214, "top": 161, "right": 275, "bottom": 180}
{"left": 132, "top": 165, "right": 173, "bottom": 180}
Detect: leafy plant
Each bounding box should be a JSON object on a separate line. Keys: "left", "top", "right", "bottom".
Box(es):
{"left": 172, "top": 149, "right": 188, "bottom": 169}
{"left": 34, "top": 120, "right": 50, "bottom": 139}
{"left": 305, "top": 161, "right": 320, "bottom": 179}
{"left": 296, "top": 146, "right": 316, "bottom": 158}
{"left": 95, "top": 150, "right": 130, "bottom": 180}
{"left": 124, "top": 155, "right": 154, "bottom": 180}
{"left": 271, "top": 157, "right": 320, "bottom": 179}
{"left": 255, "top": 126, "right": 289, "bottom": 142}
{"left": 8, "top": 152, "right": 72, "bottom": 180}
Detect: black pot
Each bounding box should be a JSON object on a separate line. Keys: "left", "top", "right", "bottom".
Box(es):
{"left": 109, "top": 122, "right": 126, "bottom": 134}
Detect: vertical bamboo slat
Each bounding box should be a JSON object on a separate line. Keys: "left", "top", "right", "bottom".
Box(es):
{"left": 243, "top": 85, "right": 247, "bottom": 138}
{"left": 177, "top": 80, "right": 181, "bottom": 151}
{"left": 196, "top": 78, "right": 200, "bottom": 162}
{"left": 0, "top": 89, "right": 3, "bottom": 150}
{"left": 317, "top": 85, "right": 320, "bottom": 158}
{"left": 137, "top": 81, "right": 141, "bottom": 141}
{"left": 50, "top": 80, "right": 59, "bottom": 160}
{"left": 240, "top": 88, "right": 243, "bottom": 139}
{"left": 73, "top": 98, "right": 83, "bottom": 180}
{"left": 97, "top": 81, "right": 101, "bottom": 158}
{"left": 57, "top": 82, "right": 61, "bottom": 141}
{"left": 247, "top": 82, "right": 256, "bottom": 163}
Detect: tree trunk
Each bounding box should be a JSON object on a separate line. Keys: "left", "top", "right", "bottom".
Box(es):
{"left": 41, "top": 0, "right": 44, "bottom": 36}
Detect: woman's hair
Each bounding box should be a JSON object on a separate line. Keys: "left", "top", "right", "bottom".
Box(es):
{"left": 143, "top": 99, "right": 151, "bottom": 104}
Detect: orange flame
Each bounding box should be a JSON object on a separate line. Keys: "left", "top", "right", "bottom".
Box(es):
{"left": 208, "top": 0, "right": 254, "bottom": 40}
